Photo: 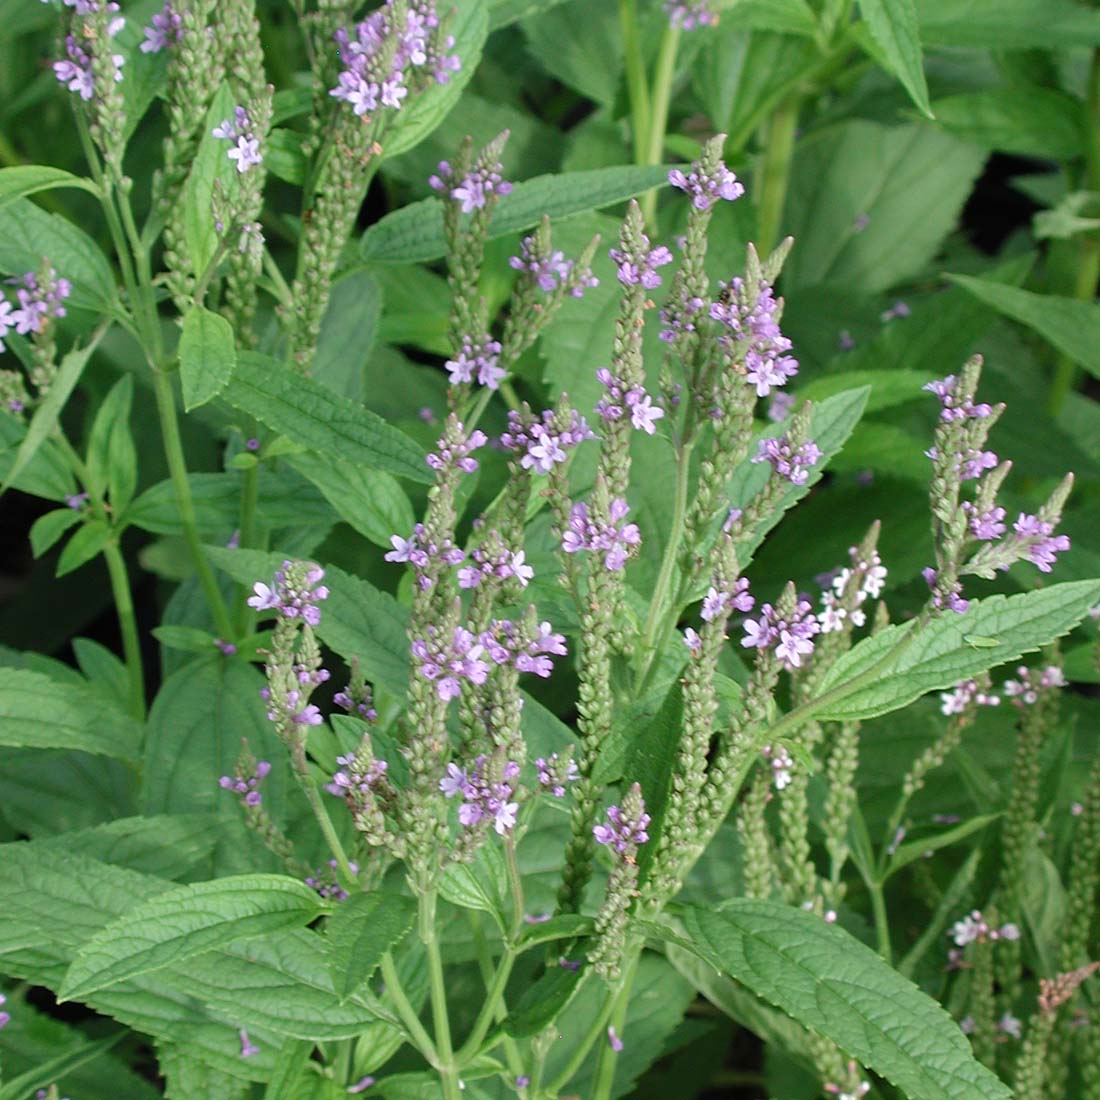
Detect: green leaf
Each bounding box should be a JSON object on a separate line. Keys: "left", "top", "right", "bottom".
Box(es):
{"left": 289, "top": 452, "right": 415, "bottom": 551}
{"left": 56, "top": 519, "right": 113, "bottom": 577}
{"left": 856, "top": 0, "right": 932, "bottom": 118}
{"left": 946, "top": 273, "right": 1100, "bottom": 382}
{"left": 783, "top": 121, "right": 985, "bottom": 293}
{"left": 86, "top": 374, "right": 133, "bottom": 501}
{"left": 360, "top": 164, "right": 672, "bottom": 264}
{"left": 0, "top": 165, "right": 100, "bottom": 213}
{"left": 30, "top": 507, "right": 83, "bottom": 557}
{"left": 916, "top": 0, "right": 1100, "bottom": 49}
{"left": 0, "top": 1033, "right": 123, "bottom": 1100}
{"left": 221, "top": 352, "right": 430, "bottom": 484}
{"left": 1, "top": 332, "right": 104, "bottom": 496}
{"left": 383, "top": 0, "right": 488, "bottom": 159}
{"left": 0, "top": 666, "right": 141, "bottom": 759}
{"left": 522, "top": 0, "right": 622, "bottom": 106}
{"left": 505, "top": 960, "right": 587, "bottom": 1038}
{"left": 885, "top": 813, "right": 1000, "bottom": 878}
{"left": 324, "top": 891, "right": 417, "bottom": 1001}
{"left": 716, "top": 0, "right": 817, "bottom": 36}
{"left": 930, "top": 88, "right": 1083, "bottom": 159}
{"left": 439, "top": 845, "right": 509, "bottom": 930}
{"left": 816, "top": 582, "right": 1100, "bottom": 722}
{"left": 59, "top": 874, "right": 325, "bottom": 1001}
{"left": 179, "top": 306, "right": 237, "bottom": 411}
{"left": 0, "top": 200, "right": 117, "bottom": 313}
{"left": 183, "top": 85, "right": 238, "bottom": 278}
{"left": 682, "top": 900, "right": 1012, "bottom": 1100}
{"left": 489, "top": 0, "right": 569, "bottom": 28}
{"left": 313, "top": 269, "right": 381, "bottom": 400}
{"left": 515, "top": 913, "right": 594, "bottom": 950}
{"left": 898, "top": 848, "right": 981, "bottom": 979}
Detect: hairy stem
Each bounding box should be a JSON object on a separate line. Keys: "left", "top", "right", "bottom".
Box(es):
{"left": 420, "top": 891, "right": 460, "bottom": 1099}
{"left": 103, "top": 540, "right": 145, "bottom": 720}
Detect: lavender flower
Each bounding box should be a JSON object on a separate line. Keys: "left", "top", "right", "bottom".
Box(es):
{"left": 238, "top": 1028, "right": 260, "bottom": 1058}
{"left": 430, "top": 158, "right": 512, "bottom": 213}
{"left": 921, "top": 567, "right": 969, "bottom": 614}
{"left": 445, "top": 334, "right": 504, "bottom": 389}
{"left": 742, "top": 598, "right": 821, "bottom": 670}
{"left": 962, "top": 502, "right": 1006, "bottom": 541}
{"left": 752, "top": 434, "right": 822, "bottom": 486}
{"left": 458, "top": 546, "right": 534, "bottom": 590}
{"left": 710, "top": 277, "right": 798, "bottom": 397}
{"left": 140, "top": 1, "right": 181, "bottom": 52}
{"left": 247, "top": 561, "right": 329, "bottom": 626}
{"left": 327, "top": 754, "right": 387, "bottom": 798}
{"left": 384, "top": 523, "right": 465, "bottom": 589}
{"left": 412, "top": 625, "right": 490, "bottom": 701}
{"left": 561, "top": 498, "right": 641, "bottom": 571}
{"left": 499, "top": 406, "right": 593, "bottom": 473}
{"left": 509, "top": 236, "right": 574, "bottom": 293}
{"left": 536, "top": 752, "right": 580, "bottom": 797}
{"left": 664, "top": 0, "right": 718, "bottom": 29}
{"left": 426, "top": 421, "right": 488, "bottom": 473}
{"left": 700, "top": 577, "right": 754, "bottom": 622}
{"left": 949, "top": 910, "right": 1020, "bottom": 947}
{"left": 6, "top": 270, "right": 71, "bottom": 336}
{"left": 593, "top": 796, "right": 650, "bottom": 852}
{"left": 1004, "top": 664, "right": 1065, "bottom": 706}
{"left": 609, "top": 235, "right": 673, "bottom": 288}
{"left": 607, "top": 1026, "right": 624, "bottom": 1052}
{"left": 219, "top": 759, "right": 272, "bottom": 807}
{"left": 213, "top": 106, "right": 263, "bottom": 174}
{"left": 683, "top": 626, "right": 702, "bottom": 654}
{"left": 658, "top": 289, "right": 706, "bottom": 343}
{"left": 668, "top": 153, "right": 744, "bottom": 212}
{"left": 348, "top": 1077, "right": 377, "bottom": 1095}
{"left": 440, "top": 756, "right": 520, "bottom": 834}
{"left": 762, "top": 744, "right": 793, "bottom": 790}
{"left": 595, "top": 368, "right": 665, "bottom": 434}
{"left": 767, "top": 391, "right": 796, "bottom": 422}
{"left": 0, "top": 993, "right": 8, "bottom": 1030}
{"left": 54, "top": 23, "right": 124, "bottom": 101}
{"left": 1012, "top": 513, "right": 1070, "bottom": 572}
{"left": 939, "top": 679, "right": 1001, "bottom": 716}
{"left": 480, "top": 618, "right": 567, "bottom": 678}
{"left": 924, "top": 375, "right": 993, "bottom": 423}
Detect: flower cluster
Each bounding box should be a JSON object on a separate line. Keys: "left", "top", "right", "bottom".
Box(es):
{"left": 334, "top": 682, "right": 378, "bottom": 721}
{"left": 385, "top": 523, "right": 465, "bottom": 588}
{"left": 668, "top": 158, "right": 744, "bottom": 212}
{"left": 609, "top": 235, "right": 672, "bottom": 289}
{"left": 658, "top": 289, "right": 706, "bottom": 344}
{"left": 219, "top": 759, "right": 272, "bottom": 808}
{"left": 213, "top": 107, "right": 263, "bottom": 174}
{"left": 429, "top": 157, "right": 512, "bottom": 214}
{"left": 141, "top": 1, "right": 181, "bottom": 53}
{"left": 458, "top": 545, "right": 534, "bottom": 590}
{"left": 480, "top": 618, "right": 567, "bottom": 678}
{"left": 305, "top": 859, "right": 360, "bottom": 902}
{"left": 499, "top": 406, "right": 593, "bottom": 473}
{"left": 950, "top": 910, "right": 1020, "bottom": 947}
{"left": 53, "top": 9, "right": 125, "bottom": 101}
{"left": 508, "top": 235, "right": 597, "bottom": 296}
{"left": 441, "top": 757, "right": 520, "bottom": 834}
{"left": 924, "top": 375, "right": 993, "bottom": 424}
{"left": 0, "top": 993, "right": 9, "bottom": 1030}
{"left": 1003, "top": 664, "right": 1066, "bottom": 706}
{"left": 664, "top": 0, "right": 718, "bottom": 29}
{"left": 426, "top": 421, "right": 488, "bottom": 472}
{"left": 412, "top": 626, "right": 490, "bottom": 701}
{"left": 331, "top": 1, "right": 460, "bottom": 117}
{"left": 763, "top": 744, "right": 794, "bottom": 790}
{"left": 445, "top": 334, "right": 504, "bottom": 389}
{"left": 701, "top": 577, "right": 754, "bottom": 621}
{"left": 262, "top": 682, "right": 324, "bottom": 726}
{"left": 593, "top": 796, "right": 651, "bottom": 853}
{"left": 753, "top": 433, "right": 822, "bottom": 486}
{"left": 327, "top": 754, "right": 388, "bottom": 799}
{"left": 818, "top": 544, "right": 887, "bottom": 634}
{"left": 743, "top": 598, "right": 822, "bottom": 670}
{"left": 562, "top": 498, "right": 642, "bottom": 571}
{"left": 536, "top": 752, "right": 580, "bottom": 797}
{"left": 247, "top": 561, "right": 329, "bottom": 626}
{"left": 0, "top": 270, "right": 71, "bottom": 348}
{"left": 940, "top": 678, "right": 1001, "bottom": 716}
{"left": 1012, "top": 512, "right": 1071, "bottom": 573}
{"left": 710, "top": 277, "right": 798, "bottom": 397}
{"left": 595, "top": 367, "right": 665, "bottom": 434}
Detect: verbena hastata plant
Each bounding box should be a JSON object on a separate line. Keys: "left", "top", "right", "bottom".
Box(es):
{"left": 2, "top": 2, "right": 1100, "bottom": 1100}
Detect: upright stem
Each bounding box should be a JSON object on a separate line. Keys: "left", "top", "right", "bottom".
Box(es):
{"left": 420, "top": 891, "right": 460, "bottom": 1099}
{"left": 151, "top": 370, "right": 235, "bottom": 640}
{"left": 620, "top": 0, "right": 651, "bottom": 165}
{"left": 300, "top": 765, "right": 356, "bottom": 883}
{"left": 1050, "top": 49, "right": 1100, "bottom": 415}
{"left": 380, "top": 952, "right": 439, "bottom": 1065}
{"left": 235, "top": 460, "right": 262, "bottom": 633}
{"left": 869, "top": 879, "right": 892, "bottom": 964}
{"left": 103, "top": 540, "right": 145, "bottom": 720}
{"left": 755, "top": 95, "right": 800, "bottom": 259}
{"left": 640, "top": 27, "right": 681, "bottom": 227}
{"left": 590, "top": 953, "right": 641, "bottom": 1100}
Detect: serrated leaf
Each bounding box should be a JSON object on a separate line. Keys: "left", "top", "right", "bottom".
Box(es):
{"left": 439, "top": 845, "right": 509, "bottom": 930}
{"left": 382, "top": 0, "right": 488, "bottom": 159}
{"left": 60, "top": 874, "right": 325, "bottom": 1001}
{"left": 857, "top": 0, "right": 931, "bottom": 117}
{"left": 179, "top": 306, "right": 237, "bottom": 411}
{"left": 947, "top": 273, "right": 1100, "bottom": 382}
{"left": 682, "top": 900, "right": 1013, "bottom": 1100}
{"left": 816, "top": 582, "right": 1100, "bottom": 722}
{"left": 324, "top": 891, "right": 417, "bottom": 1001}
{"left": 0, "top": 165, "right": 100, "bottom": 213}
{"left": 505, "top": 959, "right": 587, "bottom": 1037}
{"left": 360, "top": 164, "right": 672, "bottom": 264}
{"left": 522, "top": 0, "right": 622, "bottom": 106}
{"left": 0, "top": 1033, "right": 123, "bottom": 1100}
{"left": 221, "top": 352, "right": 430, "bottom": 484}
{"left": 916, "top": 0, "right": 1100, "bottom": 49}
{"left": 930, "top": 88, "right": 1083, "bottom": 160}
{"left": 489, "top": 0, "right": 569, "bottom": 28}
{"left": 0, "top": 667, "right": 141, "bottom": 759}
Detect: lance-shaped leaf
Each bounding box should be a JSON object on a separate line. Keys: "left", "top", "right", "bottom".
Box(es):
{"left": 0, "top": 165, "right": 99, "bottom": 213}
{"left": 59, "top": 874, "right": 325, "bottom": 1001}
{"left": 682, "top": 900, "right": 1012, "bottom": 1100}
{"left": 324, "top": 891, "right": 417, "bottom": 1001}
{"left": 179, "top": 306, "right": 237, "bottom": 411}
{"left": 856, "top": 0, "right": 932, "bottom": 118}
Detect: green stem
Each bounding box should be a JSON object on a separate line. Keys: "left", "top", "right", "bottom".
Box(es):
{"left": 1050, "top": 49, "right": 1100, "bottom": 415}
{"left": 640, "top": 26, "right": 681, "bottom": 227}
{"left": 420, "top": 892, "right": 460, "bottom": 1100}
{"left": 542, "top": 971, "right": 616, "bottom": 1097}
{"left": 619, "top": 0, "right": 651, "bottom": 165}
{"left": 235, "top": 460, "right": 262, "bottom": 633}
{"left": 755, "top": 95, "right": 800, "bottom": 259}
{"left": 634, "top": 440, "right": 694, "bottom": 691}
{"left": 380, "top": 952, "right": 439, "bottom": 1066}
{"left": 590, "top": 953, "right": 641, "bottom": 1100}
{"left": 151, "top": 370, "right": 235, "bottom": 640}
{"left": 103, "top": 540, "right": 145, "bottom": 720}
{"left": 457, "top": 947, "right": 516, "bottom": 1065}
{"left": 869, "top": 879, "right": 892, "bottom": 963}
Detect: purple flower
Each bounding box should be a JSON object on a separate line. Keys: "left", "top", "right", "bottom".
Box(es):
{"left": 499, "top": 406, "right": 594, "bottom": 473}
{"left": 659, "top": 290, "right": 706, "bottom": 343}
{"left": 752, "top": 434, "right": 822, "bottom": 486}
{"left": 710, "top": 278, "right": 798, "bottom": 397}
{"left": 479, "top": 618, "right": 567, "bottom": 679}
{"left": 0, "top": 993, "right": 8, "bottom": 1030}
{"left": 596, "top": 368, "right": 664, "bottom": 434}
{"left": 963, "top": 502, "right": 1006, "bottom": 541}
{"left": 448, "top": 166, "right": 513, "bottom": 213}
{"left": 441, "top": 754, "right": 520, "bottom": 835}
{"left": 921, "top": 566, "right": 969, "bottom": 614}
{"left": 664, "top": 0, "right": 718, "bottom": 29}
{"left": 426, "top": 420, "right": 488, "bottom": 472}
{"left": 536, "top": 752, "right": 580, "bottom": 798}
{"left": 141, "top": 1, "right": 181, "bottom": 52}
{"left": 881, "top": 300, "right": 911, "bottom": 322}
{"left": 219, "top": 759, "right": 272, "bottom": 806}
{"left": 923, "top": 375, "right": 993, "bottom": 423}
{"left": 445, "top": 334, "right": 504, "bottom": 389}
{"left": 593, "top": 799, "right": 650, "bottom": 853}
{"left": 348, "top": 1075, "right": 376, "bottom": 1093}
{"left": 509, "top": 235, "right": 595, "bottom": 295}
{"left": 247, "top": 561, "right": 329, "bottom": 625}
{"left": 213, "top": 107, "right": 262, "bottom": 173}
{"left": 1013, "top": 513, "right": 1070, "bottom": 572}
{"left": 607, "top": 1026, "right": 624, "bottom": 1052}
{"left": 413, "top": 625, "right": 490, "bottom": 701}
{"left": 762, "top": 744, "right": 793, "bottom": 790}
{"left": 742, "top": 598, "right": 821, "bottom": 671}
{"left": 767, "top": 391, "right": 796, "bottom": 422}
{"left": 668, "top": 154, "right": 743, "bottom": 211}
{"left": 458, "top": 545, "right": 534, "bottom": 590}
{"left": 561, "top": 498, "right": 641, "bottom": 571}
{"left": 939, "top": 679, "right": 999, "bottom": 715}
{"left": 6, "top": 269, "right": 71, "bottom": 337}
{"left": 238, "top": 1028, "right": 260, "bottom": 1058}
{"left": 609, "top": 232, "right": 673, "bottom": 288}
{"left": 683, "top": 627, "right": 702, "bottom": 654}
{"left": 700, "top": 577, "right": 754, "bottom": 623}
{"left": 53, "top": 19, "right": 124, "bottom": 102}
